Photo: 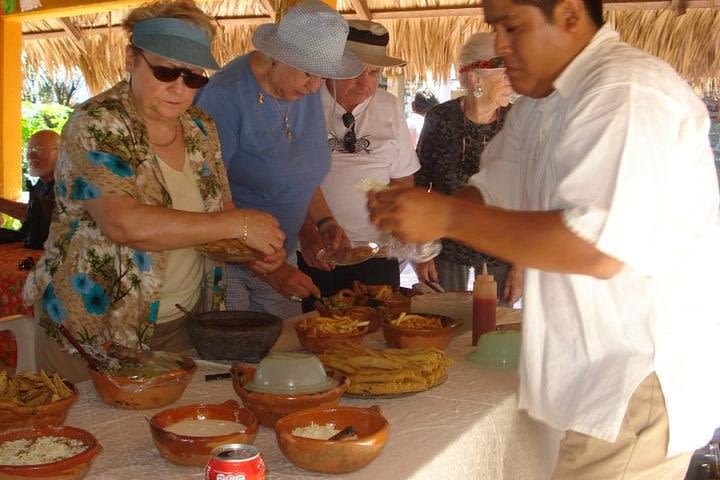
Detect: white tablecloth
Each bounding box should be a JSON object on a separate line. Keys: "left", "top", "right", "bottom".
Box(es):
{"left": 65, "top": 316, "right": 560, "bottom": 479}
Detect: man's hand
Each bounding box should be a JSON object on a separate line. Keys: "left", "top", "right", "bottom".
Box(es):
{"left": 249, "top": 247, "right": 286, "bottom": 275}
{"left": 502, "top": 264, "right": 524, "bottom": 305}
{"left": 261, "top": 262, "right": 321, "bottom": 299}
{"left": 298, "top": 221, "right": 334, "bottom": 271}
{"left": 415, "top": 260, "right": 439, "bottom": 284}
{"left": 368, "top": 187, "right": 453, "bottom": 244}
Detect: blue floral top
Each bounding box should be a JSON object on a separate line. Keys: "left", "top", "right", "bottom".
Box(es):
{"left": 23, "top": 81, "right": 231, "bottom": 350}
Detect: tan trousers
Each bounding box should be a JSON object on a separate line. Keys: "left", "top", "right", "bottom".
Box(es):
{"left": 553, "top": 373, "right": 692, "bottom": 480}
{"left": 35, "top": 306, "right": 196, "bottom": 384}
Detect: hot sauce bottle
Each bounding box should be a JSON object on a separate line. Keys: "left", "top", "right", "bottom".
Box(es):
{"left": 472, "top": 263, "right": 497, "bottom": 346}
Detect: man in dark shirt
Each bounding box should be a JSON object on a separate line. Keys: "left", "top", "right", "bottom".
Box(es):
{"left": 0, "top": 130, "right": 59, "bottom": 249}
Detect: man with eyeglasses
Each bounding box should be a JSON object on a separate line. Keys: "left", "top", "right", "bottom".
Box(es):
{"left": 297, "top": 20, "right": 420, "bottom": 303}
{"left": 0, "top": 130, "right": 59, "bottom": 249}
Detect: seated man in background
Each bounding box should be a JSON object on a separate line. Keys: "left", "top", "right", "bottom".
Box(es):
{"left": 0, "top": 130, "right": 59, "bottom": 249}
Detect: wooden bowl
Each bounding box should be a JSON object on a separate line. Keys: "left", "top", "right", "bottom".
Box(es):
{"left": 0, "top": 425, "right": 102, "bottom": 480}
{"left": 294, "top": 320, "right": 367, "bottom": 354}
{"left": 149, "top": 400, "right": 258, "bottom": 466}
{"left": 230, "top": 364, "right": 348, "bottom": 428}
{"left": 274, "top": 405, "right": 389, "bottom": 474}
{"left": 381, "top": 314, "right": 463, "bottom": 350}
{"left": 89, "top": 357, "right": 196, "bottom": 410}
{"left": 342, "top": 306, "right": 384, "bottom": 334}
{"left": 0, "top": 381, "right": 78, "bottom": 433}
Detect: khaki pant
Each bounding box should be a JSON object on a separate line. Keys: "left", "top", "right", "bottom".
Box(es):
{"left": 35, "top": 305, "right": 196, "bottom": 384}
{"left": 553, "top": 373, "right": 692, "bottom": 480}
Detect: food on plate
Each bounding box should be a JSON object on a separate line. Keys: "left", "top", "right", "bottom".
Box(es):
{"left": 390, "top": 313, "right": 443, "bottom": 330}
{"left": 292, "top": 422, "right": 341, "bottom": 440}
{"left": 296, "top": 316, "right": 368, "bottom": 337}
{"left": 98, "top": 343, "right": 189, "bottom": 379}
{"left": 320, "top": 344, "right": 452, "bottom": 396}
{"left": 0, "top": 436, "right": 86, "bottom": 465}
{"left": 0, "top": 370, "right": 74, "bottom": 407}
{"left": 196, "top": 238, "right": 262, "bottom": 263}
{"left": 163, "top": 419, "right": 246, "bottom": 437}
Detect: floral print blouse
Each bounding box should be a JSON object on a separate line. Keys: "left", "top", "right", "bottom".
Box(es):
{"left": 23, "top": 81, "right": 231, "bottom": 350}
{"left": 415, "top": 98, "right": 509, "bottom": 267}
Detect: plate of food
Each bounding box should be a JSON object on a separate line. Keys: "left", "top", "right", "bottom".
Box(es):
{"left": 319, "top": 344, "right": 452, "bottom": 398}
{"left": 316, "top": 242, "right": 380, "bottom": 267}
{"left": 196, "top": 238, "right": 265, "bottom": 264}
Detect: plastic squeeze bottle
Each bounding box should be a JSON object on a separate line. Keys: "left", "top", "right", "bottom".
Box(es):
{"left": 472, "top": 263, "right": 497, "bottom": 346}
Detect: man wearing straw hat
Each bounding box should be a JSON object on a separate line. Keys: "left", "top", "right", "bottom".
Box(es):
{"left": 196, "top": 1, "right": 363, "bottom": 318}
{"left": 368, "top": 0, "right": 720, "bottom": 477}
{"left": 297, "top": 20, "right": 420, "bottom": 302}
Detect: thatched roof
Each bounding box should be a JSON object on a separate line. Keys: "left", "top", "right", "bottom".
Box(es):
{"left": 21, "top": 0, "right": 720, "bottom": 94}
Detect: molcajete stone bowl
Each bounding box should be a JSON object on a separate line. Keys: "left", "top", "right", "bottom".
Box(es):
{"left": 186, "top": 311, "right": 282, "bottom": 363}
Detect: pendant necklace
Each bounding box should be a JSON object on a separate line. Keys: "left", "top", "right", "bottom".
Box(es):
{"left": 269, "top": 95, "right": 293, "bottom": 141}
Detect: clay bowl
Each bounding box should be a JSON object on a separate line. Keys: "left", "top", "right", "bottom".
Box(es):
{"left": 89, "top": 356, "right": 196, "bottom": 410}
{"left": 294, "top": 319, "right": 367, "bottom": 354}
{"left": 0, "top": 425, "right": 102, "bottom": 480}
{"left": 149, "top": 400, "right": 258, "bottom": 466}
{"left": 274, "top": 405, "right": 389, "bottom": 474}
{"left": 381, "top": 314, "right": 463, "bottom": 350}
{"left": 0, "top": 381, "right": 78, "bottom": 433}
{"left": 230, "top": 364, "right": 348, "bottom": 428}
{"left": 186, "top": 310, "right": 282, "bottom": 363}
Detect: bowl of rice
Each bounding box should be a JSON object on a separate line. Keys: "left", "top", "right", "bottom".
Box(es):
{"left": 0, "top": 425, "right": 102, "bottom": 479}
{"left": 274, "top": 405, "right": 388, "bottom": 474}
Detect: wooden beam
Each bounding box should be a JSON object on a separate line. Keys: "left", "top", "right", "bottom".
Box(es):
{"left": 348, "top": 0, "right": 372, "bottom": 19}
{"left": 0, "top": 17, "right": 23, "bottom": 200}
{"left": 2, "top": 0, "right": 149, "bottom": 21}
{"left": 58, "top": 17, "right": 83, "bottom": 41}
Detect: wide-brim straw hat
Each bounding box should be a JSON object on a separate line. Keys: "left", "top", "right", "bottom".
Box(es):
{"left": 252, "top": 0, "right": 363, "bottom": 79}
{"left": 345, "top": 20, "right": 406, "bottom": 68}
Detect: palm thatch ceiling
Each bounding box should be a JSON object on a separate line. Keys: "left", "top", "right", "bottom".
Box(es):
{"left": 21, "top": 0, "right": 720, "bottom": 95}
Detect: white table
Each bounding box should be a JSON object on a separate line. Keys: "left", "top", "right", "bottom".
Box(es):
{"left": 66, "top": 317, "right": 560, "bottom": 479}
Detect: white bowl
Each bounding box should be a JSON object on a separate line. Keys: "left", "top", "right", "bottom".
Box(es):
{"left": 244, "top": 353, "right": 338, "bottom": 395}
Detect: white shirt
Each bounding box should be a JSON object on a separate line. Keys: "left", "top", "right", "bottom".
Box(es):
{"left": 470, "top": 24, "right": 720, "bottom": 456}
{"left": 406, "top": 112, "right": 425, "bottom": 148}
{"left": 320, "top": 85, "right": 420, "bottom": 242}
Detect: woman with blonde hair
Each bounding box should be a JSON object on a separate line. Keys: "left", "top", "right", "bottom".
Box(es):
{"left": 414, "top": 32, "right": 522, "bottom": 302}
{"left": 24, "top": 0, "right": 285, "bottom": 382}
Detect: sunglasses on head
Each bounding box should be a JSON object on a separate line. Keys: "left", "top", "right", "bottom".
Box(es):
{"left": 342, "top": 112, "right": 356, "bottom": 153}
{"left": 137, "top": 50, "right": 209, "bottom": 89}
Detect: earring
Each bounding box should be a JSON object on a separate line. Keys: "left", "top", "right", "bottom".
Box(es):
{"left": 473, "top": 86, "right": 484, "bottom": 98}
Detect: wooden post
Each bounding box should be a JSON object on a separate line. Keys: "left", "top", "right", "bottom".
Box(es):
{"left": 0, "top": 16, "right": 22, "bottom": 200}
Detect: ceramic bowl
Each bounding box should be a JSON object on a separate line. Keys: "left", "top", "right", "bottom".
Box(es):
{"left": 186, "top": 310, "right": 282, "bottom": 363}
{"left": 0, "top": 425, "right": 102, "bottom": 480}
{"left": 466, "top": 330, "right": 521, "bottom": 369}
{"left": 149, "top": 400, "right": 258, "bottom": 466}
{"left": 230, "top": 364, "right": 348, "bottom": 428}
{"left": 244, "top": 353, "right": 338, "bottom": 395}
{"left": 341, "top": 306, "right": 384, "bottom": 334}
{"left": 274, "top": 405, "right": 389, "bottom": 474}
{"left": 89, "top": 356, "right": 196, "bottom": 410}
{"left": 294, "top": 319, "right": 367, "bottom": 354}
{"left": 381, "top": 314, "right": 463, "bottom": 350}
{"left": 0, "top": 381, "right": 78, "bottom": 433}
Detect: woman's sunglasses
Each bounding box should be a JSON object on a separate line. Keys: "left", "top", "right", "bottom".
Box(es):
{"left": 138, "top": 50, "right": 209, "bottom": 89}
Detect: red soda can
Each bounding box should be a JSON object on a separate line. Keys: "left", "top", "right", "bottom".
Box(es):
{"left": 205, "top": 444, "right": 266, "bottom": 480}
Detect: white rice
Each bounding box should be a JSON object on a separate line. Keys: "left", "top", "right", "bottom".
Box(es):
{"left": 0, "top": 436, "right": 86, "bottom": 465}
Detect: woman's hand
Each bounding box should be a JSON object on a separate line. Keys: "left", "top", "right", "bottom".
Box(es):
{"left": 261, "top": 263, "right": 321, "bottom": 299}
{"left": 249, "top": 247, "right": 286, "bottom": 275}
{"left": 415, "top": 260, "right": 439, "bottom": 284}
{"left": 318, "top": 220, "right": 351, "bottom": 257}
{"left": 242, "top": 209, "right": 285, "bottom": 256}
{"left": 502, "top": 264, "right": 524, "bottom": 306}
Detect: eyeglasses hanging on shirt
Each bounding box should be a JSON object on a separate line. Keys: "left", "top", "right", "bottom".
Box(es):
{"left": 342, "top": 112, "right": 357, "bottom": 153}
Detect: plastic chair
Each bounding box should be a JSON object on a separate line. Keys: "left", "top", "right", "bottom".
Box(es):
{"left": 0, "top": 314, "right": 36, "bottom": 373}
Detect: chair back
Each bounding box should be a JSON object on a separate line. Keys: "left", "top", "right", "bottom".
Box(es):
{"left": 0, "top": 315, "right": 36, "bottom": 374}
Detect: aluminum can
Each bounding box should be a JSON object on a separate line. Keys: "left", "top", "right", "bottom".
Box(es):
{"left": 205, "top": 444, "right": 266, "bottom": 480}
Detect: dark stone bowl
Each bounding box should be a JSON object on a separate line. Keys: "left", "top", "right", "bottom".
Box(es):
{"left": 187, "top": 311, "right": 283, "bottom": 363}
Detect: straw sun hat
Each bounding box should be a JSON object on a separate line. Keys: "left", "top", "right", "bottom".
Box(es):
{"left": 345, "top": 20, "right": 406, "bottom": 68}
{"left": 252, "top": 0, "right": 363, "bottom": 79}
